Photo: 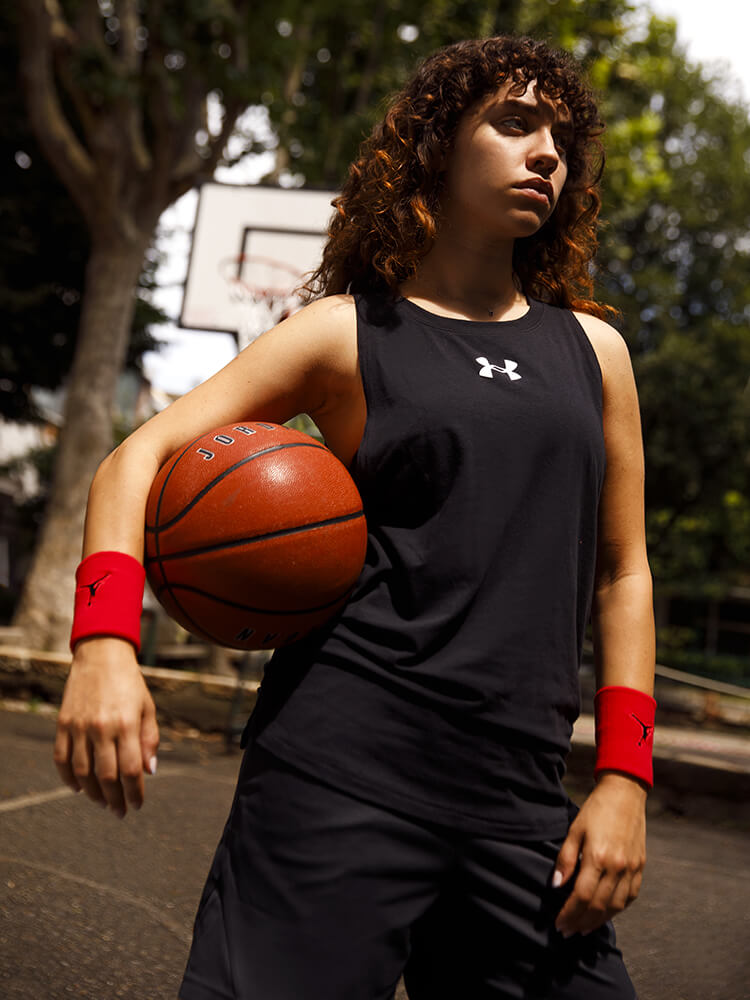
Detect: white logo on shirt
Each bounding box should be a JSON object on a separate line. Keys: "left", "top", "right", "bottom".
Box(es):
{"left": 475, "top": 356, "right": 522, "bottom": 381}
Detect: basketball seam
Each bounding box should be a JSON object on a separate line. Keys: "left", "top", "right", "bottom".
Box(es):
{"left": 153, "top": 601, "right": 242, "bottom": 648}
{"left": 145, "top": 440, "right": 329, "bottom": 534}
{"left": 145, "top": 429, "right": 358, "bottom": 649}
{"left": 151, "top": 433, "right": 205, "bottom": 534}
{"left": 148, "top": 433, "right": 207, "bottom": 645}
{"left": 145, "top": 510, "right": 365, "bottom": 563}
{"left": 154, "top": 582, "right": 353, "bottom": 616}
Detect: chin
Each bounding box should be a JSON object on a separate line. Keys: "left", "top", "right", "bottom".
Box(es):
{"left": 510, "top": 216, "right": 549, "bottom": 239}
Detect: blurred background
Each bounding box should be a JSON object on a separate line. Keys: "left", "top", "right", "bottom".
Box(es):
{"left": 1, "top": 0, "right": 749, "bottom": 692}
{"left": 1, "top": 7, "right": 749, "bottom": 998}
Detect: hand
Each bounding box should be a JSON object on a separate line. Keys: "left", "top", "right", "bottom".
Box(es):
{"left": 54, "top": 637, "right": 159, "bottom": 818}
{"left": 553, "top": 772, "right": 647, "bottom": 937}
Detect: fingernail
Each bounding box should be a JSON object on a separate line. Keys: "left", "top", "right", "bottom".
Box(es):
{"left": 562, "top": 930, "right": 574, "bottom": 939}
{"left": 552, "top": 870, "right": 564, "bottom": 889}
{"left": 147, "top": 756, "right": 158, "bottom": 775}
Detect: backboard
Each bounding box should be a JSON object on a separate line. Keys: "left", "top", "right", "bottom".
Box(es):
{"left": 180, "top": 183, "right": 337, "bottom": 347}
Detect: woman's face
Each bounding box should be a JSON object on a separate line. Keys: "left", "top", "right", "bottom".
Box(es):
{"left": 440, "top": 78, "right": 572, "bottom": 242}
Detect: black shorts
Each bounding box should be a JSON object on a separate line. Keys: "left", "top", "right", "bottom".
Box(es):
{"left": 179, "top": 744, "right": 636, "bottom": 1000}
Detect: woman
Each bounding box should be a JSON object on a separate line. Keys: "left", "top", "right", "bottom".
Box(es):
{"left": 56, "top": 36, "right": 655, "bottom": 1000}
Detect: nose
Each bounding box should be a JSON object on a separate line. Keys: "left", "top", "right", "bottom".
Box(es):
{"left": 527, "top": 129, "right": 560, "bottom": 176}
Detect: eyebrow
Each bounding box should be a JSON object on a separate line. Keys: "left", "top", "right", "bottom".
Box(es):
{"left": 493, "top": 97, "right": 573, "bottom": 130}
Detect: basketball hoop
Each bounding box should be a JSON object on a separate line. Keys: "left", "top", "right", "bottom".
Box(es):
{"left": 180, "top": 183, "right": 335, "bottom": 340}
{"left": 219, "top": 255, "right": 305, "bottom": 351}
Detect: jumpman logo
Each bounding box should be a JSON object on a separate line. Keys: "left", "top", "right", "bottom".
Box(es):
{"left": 631, "top": 713, "right": 654, "bottom": 746}
{"left": 475, "top": 356, "right": 522, "bottom": 381}
{"left": 79, "top": 573, "right": 110, "bottom": 607}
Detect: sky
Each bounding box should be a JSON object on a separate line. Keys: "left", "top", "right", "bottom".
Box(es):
{"left": 142, "top": 0, "right": 750, "bottom": 397}
{"left": 647, "top": 0, "right": 750, "bottom": 103}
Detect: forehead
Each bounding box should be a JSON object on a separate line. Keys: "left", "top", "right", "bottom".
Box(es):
{"left": 478, "top": 77, "right": 572, "bottom": 125}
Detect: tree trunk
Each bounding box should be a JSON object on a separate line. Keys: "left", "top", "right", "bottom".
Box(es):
{"left": 13, "top": 231, "right": 151, "bottom": 651}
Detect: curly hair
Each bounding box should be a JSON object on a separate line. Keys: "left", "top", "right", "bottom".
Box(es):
{"left": 305, "top": 35, "right": 614, "bottom": 320}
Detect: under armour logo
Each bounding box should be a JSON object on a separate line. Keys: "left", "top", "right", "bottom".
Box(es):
{"left": 475, "top": 356, "right": 522, "bottom": 381}
{"left": 631, "top": 714, "right": 654, "bottom": 746}
{"left": 78, "top": 573, "right": 110, "bottom": 606}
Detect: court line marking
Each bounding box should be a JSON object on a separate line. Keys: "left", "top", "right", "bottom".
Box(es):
{"left": 0, "top": 855, "right": 192, "bottom": 943}
{"left": 0, "top": 786, "right": 75, "bottom": 813}
{"left": 0, "top": 765, "right": 238, "bottom": 814}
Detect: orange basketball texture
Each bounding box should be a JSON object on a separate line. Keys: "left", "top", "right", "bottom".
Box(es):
{"left": 144, "top": 422, "right": 367, "bottom": 649}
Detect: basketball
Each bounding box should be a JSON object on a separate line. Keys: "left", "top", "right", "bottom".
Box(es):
{"left": 144, "top": 421, "right": 367, "bottom": 650}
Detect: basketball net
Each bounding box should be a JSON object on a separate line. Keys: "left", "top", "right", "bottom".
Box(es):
{"left": 220, "top": 255, "right": 305, "bottom": 352}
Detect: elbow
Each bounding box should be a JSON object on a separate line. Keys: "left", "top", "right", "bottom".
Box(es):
{"left": 91, "top": 442, "right": 128, "bottom": 491}
{"left": 594, "top": 559, "right": 653, "bottom": 600}
{"left": 88, "top": 446, "right": 119, "bottom": 500}
{"left": 94, "top": 444, "right": 120, "bottom": 479}
{"left": 89, "top": 437, "right": 161, "bottom": 500}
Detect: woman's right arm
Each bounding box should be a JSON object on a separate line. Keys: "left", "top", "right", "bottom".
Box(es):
{"left": 54, "top": 295, "right": 360, "bottom": 817}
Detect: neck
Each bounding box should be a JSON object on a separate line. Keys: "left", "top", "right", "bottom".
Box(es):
{"left": 400, "top": 229, "right": 525, "bottom": 322}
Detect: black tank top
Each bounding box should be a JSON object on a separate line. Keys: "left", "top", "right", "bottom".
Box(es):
{"left": 251, "top": 293, "right": 606, "bottom": 838}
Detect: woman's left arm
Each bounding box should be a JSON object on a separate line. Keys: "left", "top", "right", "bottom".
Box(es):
{"left": 553, "top": 312, "right": 655, "bottom": 938}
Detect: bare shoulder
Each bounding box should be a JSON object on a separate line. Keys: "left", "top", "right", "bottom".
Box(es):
{"left": 269, "top": 293, "right": 357, "bottom": 371}
{"left": 233, "top": 292, "right": 359, "bottom": 397}
{"left": 270, "top": 294, "right": 362, "bottom": 461}
{"left": 573, "top": 311, "right": 635, "bottom": 392}
{"left": 294, "top": 292, "right": 357, "bottom": 331}
{"left": 122, "top": 294, "right": 359, "bottom": 466}
{"left": 573, "top": 311, "right": 642, "bottom": 441}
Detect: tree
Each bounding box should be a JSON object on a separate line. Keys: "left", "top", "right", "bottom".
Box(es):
{"left": 12, "top": 0, "right": 261, "bottom": 649}
{"left": 0, "top": 17, "right": 89, "bottom": 425}
{"left": 13, "top": 0, "right": 749, "bottom": 652}
{"left": 591, "top": 15, "right": 750, "bottom": 588}
{"left": 254, "top": 0, "right": 750, "bottom": 591}
{"left": 259, "top": 0, "right": 633, "bottom": 188}
{"left": 11, "top": 0, "right": 640, "bottom": 651}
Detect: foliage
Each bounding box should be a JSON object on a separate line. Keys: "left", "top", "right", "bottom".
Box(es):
{"left": 0, "top": 7, "right": 166, "bottom": 422}
{"left": 258, "top": 0, "right": 633, "bottom": 187}
{"left": 591, "top": 15, "right": 750, "bottom": 588}
{"left": 10, "top": 0, "right": 281, "bottom": 649}
{"left": 252, "top": 1, "right": 750, "bottom": 591}
{"left": 7, "top": 0, "right": 750, "bottom": 643}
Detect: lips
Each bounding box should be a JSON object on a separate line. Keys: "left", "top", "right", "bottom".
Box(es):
{"left": 513, "top": 178, "right": 554, "bottom": 203}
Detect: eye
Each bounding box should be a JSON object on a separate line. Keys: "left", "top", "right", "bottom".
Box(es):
{"left": 499, "top": 116, "right": 527, "bottom": 133}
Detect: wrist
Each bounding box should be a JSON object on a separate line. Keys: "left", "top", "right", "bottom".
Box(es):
{"left": 595, "top": 769, "right": 649, "bottom": 799}
{"left": 594, "top": 685, "right": 656, "bottom": 789}
{"left": 70, "top": 551, "right": 145, "bottom": 653}
{"left": 72, "top": 635, "right": 141, "bottom": 662}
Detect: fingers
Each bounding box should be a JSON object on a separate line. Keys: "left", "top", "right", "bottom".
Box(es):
{"left": 140, "top": 699, "right": 160, "bottom": 778}
{"left": 53, "top": 723, "right": 81, "bottom": 794}
{"left": 555, "top": 848, "right": 642, "bottom": 938}
{"left": 553, "top": 825, "right": 582, "bottom": 889}
{"left": 557, "top": 866, "right": 617, "bottom": 937}
{"left": 603, "top": 868, "right": 638, "bottom": 924}
{"left": 69, "top": 723, "right": 107, "bottom": 807}
{"left": 54, "top": 704, "right": 159, "bottom": 818}
{"left": 94, "top": 738, "right": 128, "bottom": 818}
{"left": 115, "top": 730, "right": 146, "bottom": 815}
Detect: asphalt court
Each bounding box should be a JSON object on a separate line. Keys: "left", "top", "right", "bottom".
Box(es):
{"left": 2, "top": 708, "right": 749, "bottom": 1000}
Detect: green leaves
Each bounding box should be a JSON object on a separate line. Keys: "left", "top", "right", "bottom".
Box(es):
{"left": 9, "top": 0, "right": 749, "bottom": 594}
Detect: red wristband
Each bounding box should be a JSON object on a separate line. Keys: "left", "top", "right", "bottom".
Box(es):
{"left": 70, "top": 551, "right": 145, "bottom": 653}
{"left": 594, "top": 685, "right": 656, "bottom": 789}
